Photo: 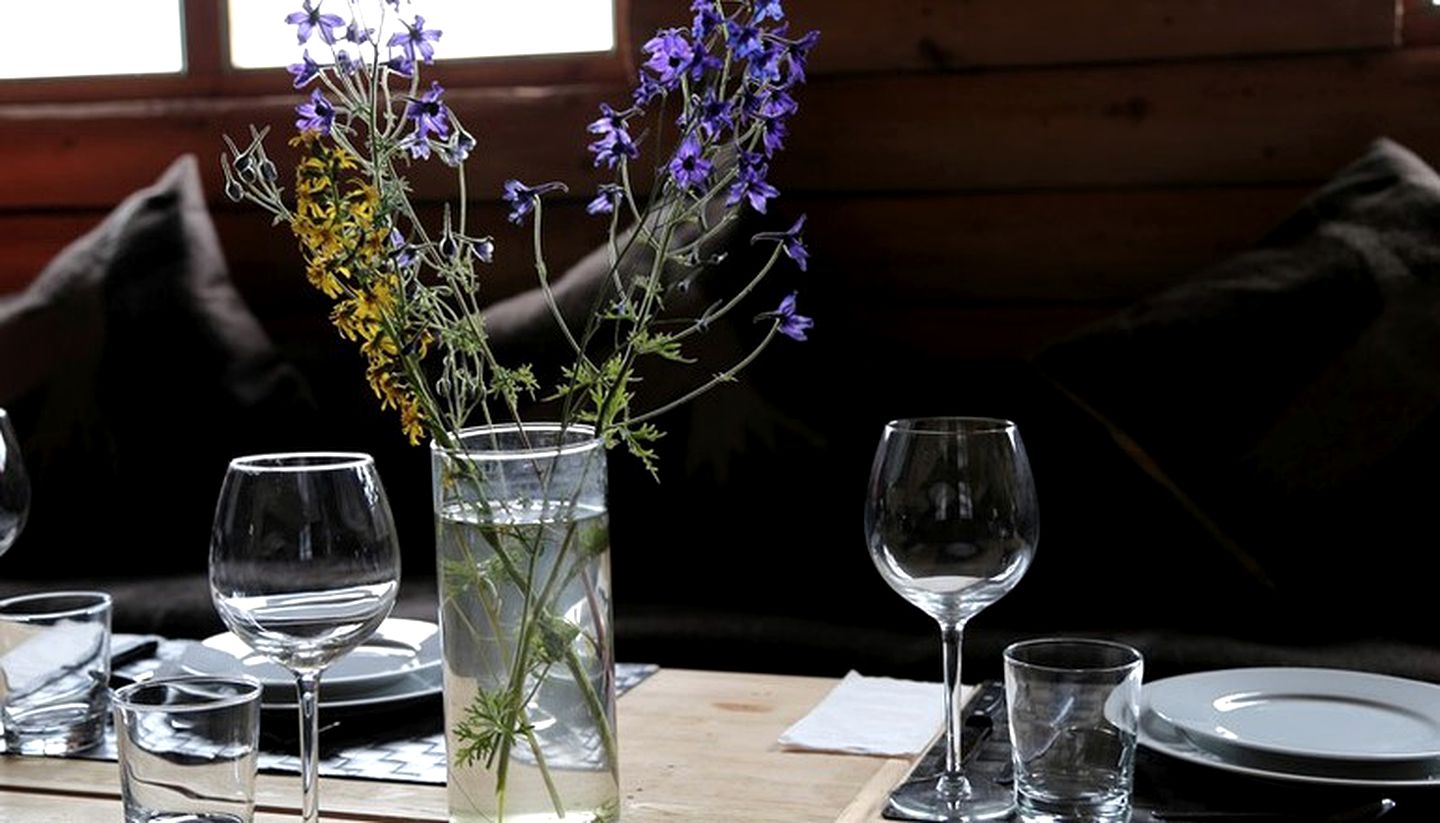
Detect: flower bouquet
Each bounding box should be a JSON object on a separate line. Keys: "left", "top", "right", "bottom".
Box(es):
{"left": 222, "top": 1, "right": 817, "bottom": 820}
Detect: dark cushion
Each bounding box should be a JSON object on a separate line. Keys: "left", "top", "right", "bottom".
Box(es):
{"left": 0, "top": 155, "right": 317, "bottom": 580}
{"left": 1035, "top": 138, "right": 1440, "bottom": 642}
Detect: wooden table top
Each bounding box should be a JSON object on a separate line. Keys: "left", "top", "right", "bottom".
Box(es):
{"left": 0, "top": 668, "right": 935, "bottom": 822}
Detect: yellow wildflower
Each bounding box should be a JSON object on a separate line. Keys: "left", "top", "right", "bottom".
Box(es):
{"left": 305, "top": 260, "right": 343, "bottom": 298}
{"left": 399, "top": 395, "right": 426, "bottom": 445}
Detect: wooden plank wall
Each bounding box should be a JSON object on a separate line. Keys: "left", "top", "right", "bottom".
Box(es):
{"left": 0, "top": 0, "right": 1431, "bottom": 362}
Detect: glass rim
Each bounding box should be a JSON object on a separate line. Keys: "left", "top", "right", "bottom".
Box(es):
{"left": 0, "top": 590, "right": 111, "bottom": 620}
{"left": 885, "top": 417, "right": 1017, "bottom": 436}
{"left": 113, "top": 674, "right": 264, "bottom": 712}
{"left": 433, "top": 422, "right": 602, "bottom": 461}
{"left": 228, "top": 452, "right": 374, "bottom": 473}
{"left": 1003, "top": 636, "right": 1143, "bottom": 673}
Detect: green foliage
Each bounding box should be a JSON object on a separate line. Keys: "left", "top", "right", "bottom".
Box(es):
{"left": 531, "top": 612, "right": 582, "bottom": 666}
{"left": 453, "top": 688, "right": 533, "bottom": 770}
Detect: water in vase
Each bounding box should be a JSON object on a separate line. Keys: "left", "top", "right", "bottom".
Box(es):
{"left": 437, "top": 499, "right": 617, "bottom": 823}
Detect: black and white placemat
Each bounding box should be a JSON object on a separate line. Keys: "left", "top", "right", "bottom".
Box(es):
{"left": 78, "top": 635, "right": 657, "bottom": 785}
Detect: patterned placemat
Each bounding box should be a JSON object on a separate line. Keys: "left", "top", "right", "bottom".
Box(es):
{"left": 78, "top": 635, "right": 657, "bottom": 785}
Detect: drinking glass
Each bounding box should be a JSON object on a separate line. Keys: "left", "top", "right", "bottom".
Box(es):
{"left": 0, "top": 408, "right": 30, "bottom": 559}
{"left": 114, "top": 675, "right": 263, "bottom": 823}
{"left": 209, "top": 453, "right": 401, "bottom": 823}
{"left": 865, "top": 417, "right": 1039, "bottom": 821}
{"left": 1004, "top": 638, "right": 1143, "bottom": 823}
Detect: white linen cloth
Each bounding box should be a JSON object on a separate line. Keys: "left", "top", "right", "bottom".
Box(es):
{"left": 778, "top": 670, "right": 955, "bottom": 757}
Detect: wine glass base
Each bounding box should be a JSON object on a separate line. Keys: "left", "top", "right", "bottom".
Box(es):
{"left": 885, "top": 773, "right": 1015, "bottom": 822}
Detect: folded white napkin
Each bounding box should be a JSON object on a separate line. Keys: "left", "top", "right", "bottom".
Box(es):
{"left": 778, "top": 670, "right": 946, "bottom": 757}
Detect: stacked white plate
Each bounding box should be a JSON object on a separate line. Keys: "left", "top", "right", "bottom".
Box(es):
{"left": 176, "top": 618, "right": 443, "bottom": 711}
{"left": 1138, "top": 667, "right": 1440, "bottom": 787}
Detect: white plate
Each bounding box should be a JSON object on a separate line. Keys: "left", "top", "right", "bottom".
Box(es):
{"left": 261, "top": 664, "right": 442, "bottom": 712}
{"left": 1138, "top": 687, "right": 1440, "bottom": 788}
{"left": 1147, "top": 668, "right": 1440, "bottom": 764}
{"left": 179, "top": 619, "right": 440, "bottom": 697}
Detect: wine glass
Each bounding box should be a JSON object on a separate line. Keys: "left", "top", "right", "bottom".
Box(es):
{"left": 209, "top": 452, "right": 401, "bottom": 823}
{"left": 865, "top": 417, "right": 1038, "bottom": 821}
{"left": 0, "top": 408, "right": 30, "bottom": 559}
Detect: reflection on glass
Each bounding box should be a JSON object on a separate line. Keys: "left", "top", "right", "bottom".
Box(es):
{"left": 0, "top": 409, "right": 29, "bottom": 559}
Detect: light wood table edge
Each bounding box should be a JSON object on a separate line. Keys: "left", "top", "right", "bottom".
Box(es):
{"left": 1, "top": 668, "right": 958, "bottom": 822}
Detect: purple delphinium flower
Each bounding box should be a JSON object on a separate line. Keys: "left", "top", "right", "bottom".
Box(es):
{"left": 402, "top": 82, "right": 450, "bottom": 158}
{"left": 439, "top": 229, "right": 460, "bottom": 259}
{"left": 667, "top": 134, "right": 711, "bottom": 191}
{"left": 389, "top": 229, "right": 416, "bottom": 268}
{"left": 386, "top": 54, "right": 414, "bottom": 77}
{"left": 754, "top": 0, "right": 785, "bottom": 22}
{"left": 760, "top": 115, "right": 788, "bottom": 156}
{"left": 335, "top": 50, "right": 358, "bottom": 75}
{"left": 587, "top": 102, "right": 627, "bottom": 136}
{"left": 633, "top": 74, "right": 665, "bottom": 106}
{"left": 589, "top": 129, "right": 639, "bottom": 169}
{"left": 726, "top": 19, "right": 765, "bottom": 61}
{"left": 472, "top": 237, "right": 495, "bottom": 264}
{"left": 745, "top": 39, "right": 784, "bottom": 84}
{"left": 586, "top": 183, "right": 624, "bottom": 216}
{"left": 285, "top": 1, "right": 346, "bottom": 46}
{"left": 642, "top": 28, "right": 694, "bottom": 88}
{"left": 755, "top": 214, "right": 809, "bottom": 270}
{"left": 755, "top": 90, "right": 798, "bottom": 156}
{"left": 691, "top": 0, "right": 723, "bottom": 38}
{"left": 771, "top": 292, "right": 813, "bottom": 341}
{"left": 287, "top": 49, "right": 320, "bottom": 88}
{"left": 345, "top": 19, "right": 373, "bottom": 45}
{"left": 439, "top": 129, "right": 476, "bottom": 167}
{"left": 502, "top": 180, "right": 567, "bottom": 225}
{"left": 295, "top": 88, "right": 336, "bottom": 134}
{"left": 727, "top": 153, "right": 779, "bottom": 213}
{"left": 781, "top": 214, "right": 808, "bottom": 270}
{"left": 781, "top": 29, "right": 820, "bottom": 85}
{"left": 587, "top": 102, "right": 640, "bottom": 168}
{"left": 693, "top": 89, "right": 734, "bottom": 139}
{"left": 687, "top": 37, "right": 726, "bottom": 80}
{"left": 389, "top": 15, "right": 442, "bottom": 64}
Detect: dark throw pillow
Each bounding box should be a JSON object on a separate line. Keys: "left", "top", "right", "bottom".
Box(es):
{"left": 0, "top": 155, "right": 316, "bottom": 580}
{"left": 1035, "top": 138, "right": 1440, "bottom": 641}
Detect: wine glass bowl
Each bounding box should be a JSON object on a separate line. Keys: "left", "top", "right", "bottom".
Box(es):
{"left": 865, "top": 417, "right": 1038, "bottom": 822}
{"left": 0, "top": 408, "right": 31, "bottom": 559}
{"left": 209, "top": 452, "right": 401, "bottom": 822}
{"left": 867, "top": 417, "right": 1036, "bottom": 624}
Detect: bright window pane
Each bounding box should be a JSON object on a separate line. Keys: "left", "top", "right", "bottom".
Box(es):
{"left": 229, "top": 0, "right": 614, "bottom": 70}
{"left": 0, "top": 0, "right": 184, "bottom": 80}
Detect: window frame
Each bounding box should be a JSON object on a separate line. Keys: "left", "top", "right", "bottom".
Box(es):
{"left": 0, "top": 0, "right": 632, "bottom": 104}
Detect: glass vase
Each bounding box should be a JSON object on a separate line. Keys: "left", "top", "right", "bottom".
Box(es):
{"left": 432, "top": 424, "right": 618, "bottom": 823}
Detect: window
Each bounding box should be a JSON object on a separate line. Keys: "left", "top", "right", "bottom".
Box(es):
{"left": 0, "top": 0, "right": 619, "bottom": 100}
{"left": 0, "top": 1, "right": 184, "bottom": 80}
{"left": 229, "top": 1, "right": 614, "bottom": 70}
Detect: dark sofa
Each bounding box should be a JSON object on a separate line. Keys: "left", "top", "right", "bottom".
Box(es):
{"left": 2, "top": 138, "right": 1438, "bottom": 689}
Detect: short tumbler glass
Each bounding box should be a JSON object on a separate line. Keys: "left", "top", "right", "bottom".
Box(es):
{"left": 0, "top": 590, "right": 112, "bottom": 755}
{"left": 1003, "top": 638, "right": 1143, "bottom": 823}
{"left": 114, "top": 675, "right": 263, "bottom": 823}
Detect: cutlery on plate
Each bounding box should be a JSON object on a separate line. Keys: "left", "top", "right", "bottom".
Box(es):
{"left": 1148, "top": 797, "right": 1396, "bottom": 822}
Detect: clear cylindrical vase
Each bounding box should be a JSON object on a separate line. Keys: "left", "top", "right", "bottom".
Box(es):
{"left": 432, "top": 424, "right": 617, "bottom": 823}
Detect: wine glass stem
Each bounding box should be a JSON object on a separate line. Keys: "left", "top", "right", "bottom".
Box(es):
{"left": 296, "top": 670, "right": 322, "bottom": 823}
{"left": 940, "top": 622, "right": 967, "bottom": 780}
